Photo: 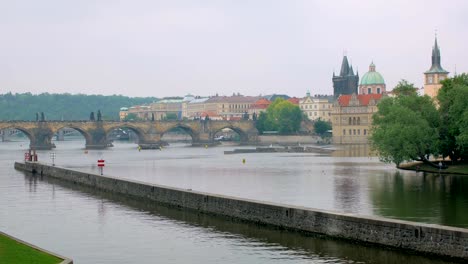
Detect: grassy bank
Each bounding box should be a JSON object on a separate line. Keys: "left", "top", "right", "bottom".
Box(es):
{"left": 399, "top": 161, "right": 468, "bottom": 175}
{"left": 0, "top": 233, "right": 62, "bottom": 264}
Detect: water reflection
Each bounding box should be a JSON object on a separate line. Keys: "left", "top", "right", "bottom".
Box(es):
{"left": 23, "top": 172, "right": 460, "bottom": 264}
{"left": 371, "top": 171, "right": 468, "bottom": 228}
{"left": 332, "top": 144, "right": 373, "bottom": 157}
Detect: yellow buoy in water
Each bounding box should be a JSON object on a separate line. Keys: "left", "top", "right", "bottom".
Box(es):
{"left": 205, "top": 145, "right": 208, "bottom": 149}
{"left": 242, "top": 158, "right": 246, "bottom": 164}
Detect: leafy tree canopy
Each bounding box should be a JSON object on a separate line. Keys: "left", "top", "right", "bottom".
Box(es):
{"left": 438, "top": 74, "right": 468, "bottom": 161}
{"left": 313, "top": 119, "right": 332, "bottom": 136}
{"left": 391, "top": 79, "right": 418, "bottom": 97}
{"left": 0, "top": 93, "right": 157, "bottom": 121}
{"left": 255, "top": 98, "right": 303, "bottom": 134}
{"left": 371, "top": 80, "right": 439, "bottom": 166}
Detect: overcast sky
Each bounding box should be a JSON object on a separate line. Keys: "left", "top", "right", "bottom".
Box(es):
{"left": 1, "top": 0, "right": 467, "bottom": 98}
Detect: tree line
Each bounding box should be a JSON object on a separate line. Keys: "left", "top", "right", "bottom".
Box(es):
{"left": 0, "top": 92, "right": 157, "bottom": 121}
{"left": 370, "top": 74, "right": 468, "bottom": 167}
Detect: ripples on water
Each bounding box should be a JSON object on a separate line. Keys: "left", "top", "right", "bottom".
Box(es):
{"left": 0, "top": 140, "right": 464, "bottom": 263}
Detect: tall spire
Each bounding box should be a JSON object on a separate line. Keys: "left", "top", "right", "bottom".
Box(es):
{"left": 340, "top": 56, "right": 350, "bottom": 76}
{"left": 425, "top": 35, "right": 448, "bottom": 74}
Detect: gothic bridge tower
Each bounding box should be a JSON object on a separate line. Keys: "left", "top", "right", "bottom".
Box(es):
{"left": 333, "top": 55, "right": 359, "bottom": 100}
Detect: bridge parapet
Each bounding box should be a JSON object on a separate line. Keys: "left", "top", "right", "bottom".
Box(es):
{"left": 0, "top": 120, "right": 259, "bottom": 149}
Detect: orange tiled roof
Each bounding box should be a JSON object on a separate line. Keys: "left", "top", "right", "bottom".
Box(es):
{"left": 337, "top": 93, "right": 383, "bottom": 106}
{"left": 250, "top": 98, "right": 271, "bottom": 109}
{"left": 287, "top": 97, "right": 300, "bottom": 105}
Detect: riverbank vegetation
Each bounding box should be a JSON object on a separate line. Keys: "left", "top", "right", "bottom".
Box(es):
{"left": 399, "top": 162, "right": 468, "bottom": 174}
{"left": 0, "top": 233, "right": 62, "bottom": 264}
{"left": 0, "top": 92, "right": 157, "bottom": 120}
{"left": 370, "top": 74, "right": 468, "bottom": 171}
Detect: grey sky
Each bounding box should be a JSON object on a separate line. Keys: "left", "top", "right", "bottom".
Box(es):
{"left": 1, "top": 0, "right": 467, "bottom": 98}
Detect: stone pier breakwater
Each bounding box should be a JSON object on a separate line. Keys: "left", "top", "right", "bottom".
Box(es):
{"left": 15, "top": 161, "right": 468, "bottom": 261}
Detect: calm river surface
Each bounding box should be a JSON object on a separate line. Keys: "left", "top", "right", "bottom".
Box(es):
{"left": 1, "top": 139, "right": 466, "bottom": 263}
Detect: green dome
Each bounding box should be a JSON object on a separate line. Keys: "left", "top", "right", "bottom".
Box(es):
{"left": 360, "top": 62, "right": 385, "bottom": 85}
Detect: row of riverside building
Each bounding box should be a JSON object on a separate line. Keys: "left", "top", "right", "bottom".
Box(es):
{"left": 120, "top": 36, "right": 450, "bottom": 145}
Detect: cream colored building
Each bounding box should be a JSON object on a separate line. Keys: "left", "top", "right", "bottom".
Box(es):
{"left": 299, "top": 92, "right": 333, "bottom": 122}
{"left": 184, "top": 97, "right": 210, "bottom": 119}
{"left": 204, "top": 95, "right": 260, "bottom": 120}
{"left": 331, "top": 93, "right": 383, "bottom": 144}
{"left": 424, "top": 37, "right": 449, "bottom": 99}
{"left": 149, "top": 99, "right": 183, "bottom": 120}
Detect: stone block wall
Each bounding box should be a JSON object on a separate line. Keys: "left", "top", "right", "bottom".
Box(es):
{"left": 14, "top": 162, "right": 468, "bottom": 260}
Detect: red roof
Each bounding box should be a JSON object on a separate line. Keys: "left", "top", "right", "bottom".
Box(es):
{"left": 250, "top": 98, "right": 271, "bottom": 109}
{"left": 287, "top": 97, "right": 300, "bottom": 105}
{"left": 337, "top": 93, "right": 383, "bottom": 107}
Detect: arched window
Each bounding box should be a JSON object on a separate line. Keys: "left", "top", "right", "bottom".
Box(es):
{"left": 349, "top": 129, "right": 352, "bottom": 135}
{"left": 343, "top": 129, "right": 346, "bottom": 135}
{"left": 353, "top": 129, "right": 356, "bottom": 135}
{"left": 349, "top": 117, "right": 352, "bottom": 125}
{"left": 364, "top": 129, "right": 367, "bottom": 135}
{"left": 358, "top": 129, "right": 360, "bottom": 135}
{"left": 353, "top": 117, "right": 356, "bottom": 125}
{"left": 357, "top": 117, "right": 361, "bottom": 125}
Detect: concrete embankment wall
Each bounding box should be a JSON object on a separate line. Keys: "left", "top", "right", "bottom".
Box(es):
{"left": 258, "top": 135, "right": 320, "bottom": 145}
{"left": 15, "top": 162, "right": 468, "bottom": 260}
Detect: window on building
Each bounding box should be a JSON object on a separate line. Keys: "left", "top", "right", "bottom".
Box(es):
{"left": 364, "top": 129, "right": 367, "bottom": 135}
{"left": 349, "top": 117, "right": 352, "bottom": 125}
{"left": 358, "top": 129, "right": 360, "bottom": 135}
{"left": 343, "top": 129, "right": 346, "bottom": 135}
{"left": 314, "top": 112, "right": 317, "bottom": 116}
{"left": 349, "top": 129, "right": 352, "bottom": 135}
{"left": 357, "top": 117, "right": 360, "bottom": 125}
{"left": 377, "top": 87, "right": 381, "bottom": 94}
{"left": 352, "top": 117, "right": 356, "bottom": 125}
{"left": 368, "top": 88, "right": 372, "bottom": 94}
{"left": 353, "top": 129, "right": 356, "bottom": 135}
{"left": 428, "top": 76, "right": 433, "bottom": 84}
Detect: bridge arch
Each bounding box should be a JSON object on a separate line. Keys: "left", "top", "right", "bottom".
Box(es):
{"left": 160, "top": 123, "right": 198, "bottom": 143}
{"left": 104, "top": 124, "right": 148, "bottom": 144}
{"left": 211, "top": 125, "right": 250, "bottom": 143}
{"left": 52, "top": 125, "right": 92, "bottom": 144}
{"left": 0, "top": 125, "right": 34, "bottom": 143}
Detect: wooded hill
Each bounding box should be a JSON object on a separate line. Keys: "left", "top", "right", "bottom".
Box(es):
{"left": 0, "top": 92, "right": 158, "bottom": 121}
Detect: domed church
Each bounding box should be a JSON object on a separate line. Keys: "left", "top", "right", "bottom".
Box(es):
{"left": 359, "top": 62, "right": 386, "bottom": 94}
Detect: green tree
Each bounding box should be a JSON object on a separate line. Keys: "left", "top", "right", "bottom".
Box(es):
{"left": 370, "top": 81, "right": 439, "bottom": 166}
{"left": 391, "top": 79, "right": 418, "bottom": 96}
{"left": 123, "top": 113, "right": 141, "bottom": 121}
{"left": 164, "top": 113, "right": 178, "bottom": 120}
{"left": 255, "top": 98, "right": 302, "bottom": 134}
{"left": 437, "top": 74, "right": 468, "bottom": 162}
{"left": 313, "top": 119, "right": 332, "bottom": 136}
{"left": 0, "top": 93, "right": 157, "bottom": 121}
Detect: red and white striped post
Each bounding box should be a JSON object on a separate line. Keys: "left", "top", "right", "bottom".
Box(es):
{"left": 97, "top": 159, "right": 105, "bottom": 175}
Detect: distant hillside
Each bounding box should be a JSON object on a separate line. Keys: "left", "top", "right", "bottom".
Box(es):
{"left": 0, "top": 92, "right": 158, "bottom": 121}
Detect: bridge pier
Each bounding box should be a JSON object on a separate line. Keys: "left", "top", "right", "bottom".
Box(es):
{"left": 29, "top": 126, "right": 55, "bottom": 150}
{"left": 137, "top": 133, "right": 164, "bottom": 149}
{"left": 85, "top": 127, "right": 111, "bottom": 149}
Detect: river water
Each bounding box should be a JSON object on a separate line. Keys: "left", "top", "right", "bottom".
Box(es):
{"left": 0, "top": 139, "right": 466, "bottom": 263}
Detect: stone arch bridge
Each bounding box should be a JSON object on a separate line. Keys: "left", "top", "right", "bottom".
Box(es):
{"left": 0, "top": 120, "right": 259, "bottom": 150}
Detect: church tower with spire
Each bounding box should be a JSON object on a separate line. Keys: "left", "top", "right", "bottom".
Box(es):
{"left": 424, "top": 36, "right": 449, "bottom": 98}
{"left": 333, "top": 55, "right": 359, "bottom": 99}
